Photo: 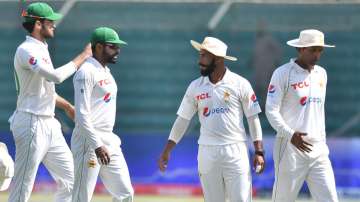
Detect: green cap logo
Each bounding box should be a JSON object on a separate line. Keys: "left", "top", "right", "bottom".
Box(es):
{"left": 91, "top": 27, "right": 127, "bottom": 45}
{"left": 23, "top": 2, "right": 62, "bottom": 22}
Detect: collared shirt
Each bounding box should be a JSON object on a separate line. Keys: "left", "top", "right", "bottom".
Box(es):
{"left": 73, "top": 57, "right": 120, "bottom": 149}
{"left": 266, "top": 58, "right": 327, "bottom": 143}
{"left": 177, "top": 68, "right": 261, "bottom": 145}
{"left": 13, "top": 36, "right": 76, "bottom": 116}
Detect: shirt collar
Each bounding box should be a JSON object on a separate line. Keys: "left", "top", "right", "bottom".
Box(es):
{"left": 202, "top": 67, "right": 232, "bottom": 85}
{"left": 88, "top": 57, "right": 110, "bottom": 72}
{"left": 290, "top": 58, "right": 319, "bottom": 73}
{"left": 26, "top": 35, "right": 48, "bottom": 49}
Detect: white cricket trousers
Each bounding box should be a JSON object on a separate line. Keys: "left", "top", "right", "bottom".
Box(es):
{"left": 272, "top": 137, "right": 338, "bottom": 202}
{"left": 71, "top": 134, "right": 134, "bottom": 202}
{"left": 8, "top": 111, "right": 74, "bottom": 202}
{"left": 198, "top": 142, "right": 252, "bottom": 202}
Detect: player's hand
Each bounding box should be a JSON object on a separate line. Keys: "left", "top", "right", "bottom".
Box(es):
{"left": 158, "top": 151, "right": 170, "bottom": 172}
{"left": 291, "top": 132, "right": 313, "bottom": 153}
{"left": 253, "top": 153, "right": 265, "bottom": 174}
{"left": 64, "top": 104, "right": 75, "bottom": 121}
{"left": 95, "top": 146, "right": 110, "bottom": 165}
{"left": 83, "top": 43, "right": 92, "bottom": 58}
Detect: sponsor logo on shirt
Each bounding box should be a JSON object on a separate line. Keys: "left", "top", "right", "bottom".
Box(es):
{"left": 203, "top": 106, "right": 230, "bottom": 117}
{"left": 29, "top": 57, "right": 37, "bottom": 65}
{"left": 99, "top": 79, "right": 111, "bottom": 86}
{"left": 251, "top": 94, "right": 258, "bottom": 103}
{"left": 268, "top": 84, "right": 275, "bottom": 94}
{"left": 300, "top": 96, "right": 322, "bottom": 106}
{"left": 88, "top": 159, "right": 96, "bottom": 168}
{"left": 291, "top": 81, "right": 309, "bottom": 90}
{"left": 196, "top": 92, "right": 211, "bottom": 101}
{"left": 223, "top": 91, "right": 230, "bottom": 102}
{"left": 103, "top": 93, "right": 112, "bottom": 103}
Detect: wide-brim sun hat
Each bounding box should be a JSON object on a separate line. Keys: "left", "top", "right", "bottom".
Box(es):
{"left": 190, "top": 37, "right": 237, "bottom": 61}
{"left": 287, "top": 29, "right": 335, "bottom": 48}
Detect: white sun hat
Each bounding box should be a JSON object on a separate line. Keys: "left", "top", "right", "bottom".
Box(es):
{"left": 0, "top": 143, "right": 14, "bottom": 191}
{"left": 190, "top": 37, "right": 237, "bottom": 61}
{"left": 287, "top": 29, "right": 335, "bottom": 48}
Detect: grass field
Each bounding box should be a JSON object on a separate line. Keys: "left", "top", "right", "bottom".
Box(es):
{"left": 0, "top": 193, "right": 358, "bottom": 202}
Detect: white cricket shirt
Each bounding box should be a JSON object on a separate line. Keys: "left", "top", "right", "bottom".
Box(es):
{"left": 13, "top": 36, "right": 76, "bottom": 116}
{"left": 73, "top": 57, "right": 120, "bottom": 149}
{"left": 266, "top": 59, "right": 327, "bottom": 143}
{"left": 177, "top": 68, "right": 262, "bottom": 145}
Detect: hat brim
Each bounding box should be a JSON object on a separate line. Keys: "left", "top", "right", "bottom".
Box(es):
{"left": 287, "top": 39, "right": 335, "bottom": 48}
{"left": 45, "top": 12, "right": 62, "bottom": 21}
{"left": 106, "top": 39, "right": 127, "bottom": 45}
{"left": 190, "top": 40, "right": 237, "bottom": 61}
{"left": 0, "top": 178, "right": 12, "bottom": 191}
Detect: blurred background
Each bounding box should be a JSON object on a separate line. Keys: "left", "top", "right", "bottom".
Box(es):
{"left": 0, "top": 0, "right": 360, "bottom": 201}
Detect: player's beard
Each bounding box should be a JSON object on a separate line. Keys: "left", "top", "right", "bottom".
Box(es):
{"left": 105, "top": 53, "right": 119, "bottom": 64}
{"left": 40, "top": 25, "right": 54, "bottom": 39}
{"left": 199, "top": 59, "right": 216, "bottom": 76}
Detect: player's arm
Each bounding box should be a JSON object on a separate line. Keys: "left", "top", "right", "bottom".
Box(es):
{"left": 265, "top": 69, "right": 312, "bottom": 152}
{"left": 56, "top": 94, "right": 75, "bottom": 121}
{"left": 265, "top": 69, "right": 295, "bottom": 138}
{"left": 158, "top": 116, "right": 190, "bottom": 172}
{"left": 20, "top": 44, "right": 91, "bottom": 84}
{"left": 247, "top": 114, "right": 265, "bottom": 174}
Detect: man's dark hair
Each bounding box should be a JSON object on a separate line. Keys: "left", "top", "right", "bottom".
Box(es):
{"left": 22, "top": 19, "right": 44, "bottom": 33}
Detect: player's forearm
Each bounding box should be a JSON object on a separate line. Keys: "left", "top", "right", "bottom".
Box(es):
{"left": 265, "top": 107, "right": 294, "bottom": 138}
{"left": 162, "top": 140, "right": 177, "bottom": 155}
{"left": 38, "top": 62, "right": 77, "bottom": 84}
{"left": 253, "top": 140, "right": 264, "bottom": 152}
{"left": 168, "top": 116, "right": 190, "bottom": 144}
{"left": 247, "top": 114, "right": 262, "bottom": 141}
{"left": 56, "top": 95, "right": 73, "bottom": 111}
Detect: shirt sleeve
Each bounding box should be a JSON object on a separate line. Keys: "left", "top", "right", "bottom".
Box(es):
{"left": 176, "top": 82, "right": 197, "bottom": 121}
{"left": 240, "top": 80, "right": 262, "bottom": 118}
{"left": 18, "top": 47, "right": 76, "bottom": 84}
{"left": 73, "top": 68, "right": 103, "bottom": 149}
{"left": 265, "top": 69, "right": 295, "bottom": 138}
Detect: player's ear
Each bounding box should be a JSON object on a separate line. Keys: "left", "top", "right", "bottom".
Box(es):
{"left": 95, "top": 43, "right": 103, "bottom": 53}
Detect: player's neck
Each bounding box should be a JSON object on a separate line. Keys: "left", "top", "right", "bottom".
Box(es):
{"left": 30, "top": 32, "right": 46, "bottom": 43}
{"left": 93, "top": 55, "right": 106, "bottom": 68}
{"left": 209, "top": 65, "right": 226, "bottom": 84}
{"left": 295, "top": 59, "right": 314, "bottom": 72}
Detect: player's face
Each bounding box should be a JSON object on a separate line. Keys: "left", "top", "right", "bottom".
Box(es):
{"left": 40, "top": 20, "right": 56, "bottom": 38}
{"left": 102, "top": 43, "right": 120, "bottom": 64}
{"left": 198, "top": 49, "right": 216, "bottom": 76}
{"left": 299, "top": 46, "right": 323, "bottom": 67}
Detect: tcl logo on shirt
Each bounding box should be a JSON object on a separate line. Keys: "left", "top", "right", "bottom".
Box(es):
{"left": 98, "top": 79, "right": 112, "bottom": 86}
{"left": 196, "top": 93, "right": 211, "bottom": 101}
{"left": 203, "top": 106, "right": 230, "bottom": 117}
{"left": 291, "top": 81, "right": 309, "bottom": 90}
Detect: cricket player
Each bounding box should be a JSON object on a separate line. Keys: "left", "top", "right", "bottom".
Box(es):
{"left": 71, "top": 27, "right": 134, "bottom": 202}
{"left": 8, "top": 2, "right": 91, "bottom": 202}
{"left": 158, "top": 37, "right": 265, "bottom": 202}
{"left": 266, "top": 29, "right": 339, "bottom": 202}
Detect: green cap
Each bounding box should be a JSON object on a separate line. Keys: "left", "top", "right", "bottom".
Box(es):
{"left": 23, "top": 2, "right": 62, "bottom": 22}
{"left": 90, "top": 27, "right": 127, "bottom": 45}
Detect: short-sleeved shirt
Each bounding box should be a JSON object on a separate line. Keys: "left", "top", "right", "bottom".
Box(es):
{"left": 266, "top": 59, "right": 327, "bottom": 143}
{"left": 177, "top": 68, "right": 261, "bottom": 145}
{"left": 13, "top": 36, "right": 57, "bottom": 116}
{"left": 73, "top": 57, "right": 120, "bottom": 149}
